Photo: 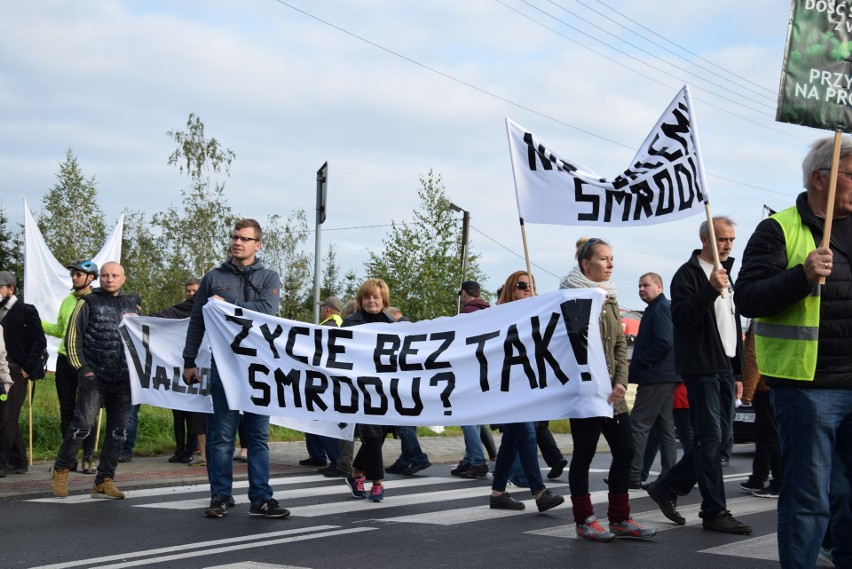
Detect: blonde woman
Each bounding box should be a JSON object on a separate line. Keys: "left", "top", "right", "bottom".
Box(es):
{"left": 342, "top": 278, "right": 398, "bottom": 503}
{"left": 560, "top": 238, "right": 655, "bottom": 541}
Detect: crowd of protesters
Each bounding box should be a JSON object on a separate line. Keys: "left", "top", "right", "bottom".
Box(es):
{"left": 3, "top": 134, "right": 852, "bottom": 567}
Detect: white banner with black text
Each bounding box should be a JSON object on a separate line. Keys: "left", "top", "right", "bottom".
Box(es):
{"left": 200, "top": 288, "right": 613, "bottom": 426}
{"left": 507, "top": 85, "right": 707, "bottom": 227}
{"left": 119, "top": 316, "right": 355, "bottom": 441}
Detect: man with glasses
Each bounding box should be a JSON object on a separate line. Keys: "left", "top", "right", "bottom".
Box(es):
{"left": 42, "top": 260, "right": 99, "bottom": 474}
{"left": 735, "top": 137, "right": 852, "bottom": 568}
{"left": 182, "top": 219, "right": 289, "bottom": 519}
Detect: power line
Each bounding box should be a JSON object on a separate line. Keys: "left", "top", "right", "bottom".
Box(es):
{"left": 270, "top": 1, "right": 807, "bottom": 197}
{"left": 589, "top": 0, "right": 777, "bottom": 98}
{"left": 524, "top": 0, "right": 776, "bottom": 110}
{"left": 470, "top": 225, "right": 563, "bottom": 279}
{"left": 506, "top": 0, "right": 774, "bottom": 115}
{"left": 272, "top": 0, "right": 630, "bottom": 149}
{"left": 559, "top": 0, "right": 776, "bottom": 101}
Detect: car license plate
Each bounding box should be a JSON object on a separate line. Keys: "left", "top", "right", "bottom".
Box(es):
{"left": 735, "top": 412, "right": 755, "bottom": 423}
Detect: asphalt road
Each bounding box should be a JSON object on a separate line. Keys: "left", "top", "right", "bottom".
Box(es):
{"left": 4, "top": 446, "right": 823, "bottom": 569}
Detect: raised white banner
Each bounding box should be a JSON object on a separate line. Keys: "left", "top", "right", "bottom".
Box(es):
{"left": 507, "top": 85, "right": 707, "bottom": 226}
{"left": 24, "top": 200, "right": 124, "bottom": 370}
{"left": 119, "top": 316, "right": 355, "bottom": 440}
{"left": 201, "top": 289, "right": 613, "bottom": 426}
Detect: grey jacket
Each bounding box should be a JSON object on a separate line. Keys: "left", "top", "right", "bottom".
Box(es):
{"left": 182, "top": 258, "right": 280, "bottom": 368}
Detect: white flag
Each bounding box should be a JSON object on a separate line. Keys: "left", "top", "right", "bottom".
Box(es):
{"left": 23, "top": 200, "right": 124, "bottom": 370}
{"left": 507, "top": 86, "right": 708, "bottom": 227}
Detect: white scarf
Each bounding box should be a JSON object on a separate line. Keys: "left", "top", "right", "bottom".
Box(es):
{"left": 559, "top": 266, "right": 618, "bottom": 300}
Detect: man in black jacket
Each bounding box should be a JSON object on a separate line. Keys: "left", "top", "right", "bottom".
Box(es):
{"left": 50, "top": 262, "right": 140, "bottom": 499}
{"left": 646, "top": 216, "right": 751, "bottom": 535}
{"left": 628, "top": 272, "right": 680, "bottom": 488}
{"left": 0, "top": 271, "right": 46, "bottom": 477}
{"left": 735, "top": 136, "right": 852, "bottom": 569}
{"left": 151, "top": 278, "right": 202, "bottom": 464}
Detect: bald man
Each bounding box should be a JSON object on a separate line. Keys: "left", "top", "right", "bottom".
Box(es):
{"left": 50, "top": 262, "right": 140, "bottom": 499}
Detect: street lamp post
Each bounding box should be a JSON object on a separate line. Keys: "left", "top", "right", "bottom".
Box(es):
{"left": 447, "top": 201, "right": 470, "bottom": 314}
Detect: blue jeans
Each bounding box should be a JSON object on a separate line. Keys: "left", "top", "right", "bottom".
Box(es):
{"left": 658, "top": 373, "right": 734, "bottom": 517}
{"left": 207, "top": 362, "right": 273, "bottom": 507}
{"left": 121, "top": 404, "right": 140, "bottom": 457}
{"left": 491, "top": 422, "right": 545, "bottom": 495}
{"left": 772, "top": 386, "right": 852, "bottom": 569}
{"left": 460, "top": 425, "right": 487, "bottom": 467}
{"left": 826, "top": 449, "right": 852, "bottom": 568}
{"left": 306, "top": 433, "right": 340, "bottom": 467}
{"left": 391, "top": 426, "right": 429, "bottom": 468}
{"left": 55, "top": 374, "right": 131, "bottom": 482}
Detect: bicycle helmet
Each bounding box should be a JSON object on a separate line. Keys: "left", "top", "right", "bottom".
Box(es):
{"left": 66, "top": 259, "right": 99, "bottom": 277}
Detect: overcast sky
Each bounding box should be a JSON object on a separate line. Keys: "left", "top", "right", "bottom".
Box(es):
{"left": 0, "top": 1, "right": 821, "bottom": 310}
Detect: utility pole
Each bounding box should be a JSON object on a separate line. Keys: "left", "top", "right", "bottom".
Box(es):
{"left": 447, "top": 201, "right": 470, "bottom": 314}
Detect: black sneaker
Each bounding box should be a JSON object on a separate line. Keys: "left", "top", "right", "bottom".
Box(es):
{"left": 404, "top": 461, "right": 432, "bottom": 475}
{"left": 320, "top": 466, "right": 347, "bottom": 478}
{"left": 753, "top": 484, "right": 780, "bottom": 498}
{"left": 450, "top": 462, "right": 472, "bottom": 477}
{"left": 249, "top": 498, "right": 291, "bottom": 518}
{"left": 490, "top": 492, "right": 525, "bottom": 510}
{"left": 739, "top": 477, "right": 764, "bottom": 494}
{"left": 384, "top": 463, "right": 409, "bottom": 475}
{"left": 298, "top": 457, "right": 326, "bottom": 467}
{"left": 702, "top": 510, "right": 752, "bottom": 534}
{"left": 646, "top": 481, "right": 685, "bottom": 525}
{"left": 205, "top": 495, "right": 230, "bottom": 518}
{"left": 547, "top": 458, "right": 568, "bottom": 479}
{"left": 535, "top": 489, "right": 565, "bottom": 512}
{"left": 459, "top": 464, "right": 490, "bottom": 479}
{"left": 118, "top": 454, "right": 132, "bottom": 463}
{"left": 6, "top": 464, "right": 28, "bottom": 474}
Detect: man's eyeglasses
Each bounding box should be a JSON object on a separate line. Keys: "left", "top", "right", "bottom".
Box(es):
{"left": 515, "top": 281, "right": 531, "bottom": 290}
{"left": 70, "top": 271, "right": 87, "bottom": 278}
{"left": 819, "top": 169, "right": 852, "bottom": 181}
{"left": 231, "top": 235, "right": 259, "bottom": 243}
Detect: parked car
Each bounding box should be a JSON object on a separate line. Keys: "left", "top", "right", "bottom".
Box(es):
{"left": 733, "top": 403, "right": 755, "bottom": 443}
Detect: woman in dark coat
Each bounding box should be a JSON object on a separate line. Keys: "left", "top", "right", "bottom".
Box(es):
{"left": 342, "top": 278, "right": 397, "bottom": 503}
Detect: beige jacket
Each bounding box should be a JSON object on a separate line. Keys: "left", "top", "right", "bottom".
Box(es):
{"left": 0, "top": 324, "right": 12, "bottom": 390}
{"left": 601, "top": 295, "right": 629, "bottom": 415}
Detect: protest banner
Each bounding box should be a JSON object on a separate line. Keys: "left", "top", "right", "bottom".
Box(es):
{"left": 506, "top": 86, "right": 707, "bottom": 228}
{"left": 199, "top": 288, "right": 613, "bottom": 426}
{"left": 777, "top": 0, "right": 852, "bottom": 132}
{"left": 119, "top": 316, "right": 354, "bottom": 440}
{"left": 776, "top": 0, "right": 852, "bottom": 281}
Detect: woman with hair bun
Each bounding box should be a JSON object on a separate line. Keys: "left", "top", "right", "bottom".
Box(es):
{"left": 560, "top": 237, "right": 656, "bottom": 542}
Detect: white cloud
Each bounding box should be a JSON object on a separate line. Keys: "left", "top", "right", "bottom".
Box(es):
{"left": 0, "top": 0, "right": 822, "bottom": 309}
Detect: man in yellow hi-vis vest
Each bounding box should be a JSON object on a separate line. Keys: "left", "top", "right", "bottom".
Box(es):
{"left": 736, "top": 136, "right": 852, "bottom": 569}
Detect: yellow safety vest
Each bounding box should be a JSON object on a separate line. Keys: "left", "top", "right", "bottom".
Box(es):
{"left": 320, "top": 314, "right": 343, "bottom": 327}
{"left": 753, "top": 206, "right": 820, "bottom": 381}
